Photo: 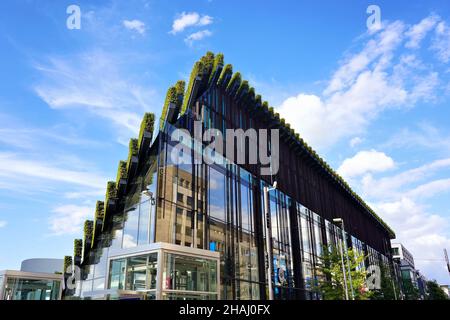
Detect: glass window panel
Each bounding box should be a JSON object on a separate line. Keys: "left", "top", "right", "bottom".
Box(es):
{"left": 155, "top": 200, "right": 177, "bottom": 244}
{"left": 109, "top": 259, "right": 126, "bottom": 290}
{"left": 80, "top": 279, "right": 93, "bottom": 297}
{"left": 3, "top": 277, "right": 61, "bottom": 300}
{"left": 93, "top": 277, "right": 105, "bottom": 291}
{"left": 241, "top": 184, "right": 251, "bottom": 232}
{"left": 108, "top": 253, "right": 158, "bottom": 292}
{"left": 93, "top": 247, "right": 109, "bottom": 279}
{"left": 209, "top": 167, "right": 225, "bottom": 221}
{"left": 122, "top": 206, "right": 139, "bottom": 249}
{"left": 270, "top": 194, "right": 279, "bottom": 243}
{"left": 138, "top": 200, "right": 151, "bottom": 245}
{"left": 300, "top": 214, "right": 311, "bottom": 254}
{"left": 146, "top": 254, "right": 158, "bottom": 290}
{"left": 163, "top": 253, "right": 217, "bottom": 293}
{"left": 313, "top": 217, "right": 323, "bottom": 258}
{"left": 111, "top": 229, "right": 123, "bottom": 249}
{"left": 125, "top": 255, "right": 148, "bottom": 291}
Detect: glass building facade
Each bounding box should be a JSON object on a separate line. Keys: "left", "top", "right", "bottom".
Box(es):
{"left": 0, "top": 270, "right": 62, "bottom": 300}
{"left": 68, "top": 52, "right": 396, "bottom": 300}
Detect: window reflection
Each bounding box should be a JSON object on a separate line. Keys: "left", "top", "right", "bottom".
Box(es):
{"left": 163, "top": 253, "right": 217, "bottom": 293}
{"left": 108, "top": 253, "right": 157, "bottom": 291}
{"left": 122, "top": 207, "right": 139, "bottom": 248}
{"left": 3, "top": 277, "right": 61, "bottom": 300}
{"left": 138, "top": 200, "right": 151, "bottom": 245}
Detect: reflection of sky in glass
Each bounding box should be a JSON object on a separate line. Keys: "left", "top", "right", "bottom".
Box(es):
{"left": 122, "top": 207, "right": 139, "bottom": 248}
{"left": 270, "top": 196, "right": 278, "bottom": 241}
{"left": 241, "top": 183, "right": 251, "bottom": 232}
{"left": 122, "top": 234, "right": 137, "bottom": 248}
{"left": 138, "top": 200, "right": 150, "bottom": 245}
{"left": 209, "top": 168, "right": 225, "bottom": 221}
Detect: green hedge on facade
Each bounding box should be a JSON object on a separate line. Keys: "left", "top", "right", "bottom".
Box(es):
{"left": 181, "top": 61, "right": 204, "bottom": 115}
{"left": 126, "top": 138, "right": 139, "bottom": 172}
{"left": 209, "top": 53, "right": 224, "bottom": 84}
{"left": 63, "top": 256, "right": 72, "bottom": 273}
{"left": 83, "top": 220, "right": 93, "bottom": 242}
{"left": 95, "top": 201, "right": 105, "bottom": 220}
{"left": 217, "top": 64, "right": 233, "bottom": 87}
{"left": 226, "top": 72, "right": 241, "bottom": 93}
{"left": 138, "top": 112, "right": 155, "bottom": 149}
{"left": 116, "top": 160, "right": 128, "bottom": 187}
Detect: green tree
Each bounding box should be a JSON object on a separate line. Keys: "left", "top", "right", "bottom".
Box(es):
{"left": 311, "top": 245, "right": 371, "bottom": 300}
{"left": 401, "top": 278, "right": 420, "bottom": 300}
{"left": 370, "top": 264, "right": 401, "bottom": 300}
{"left": 426, "top": 280, "right": 448, "bottom": 300}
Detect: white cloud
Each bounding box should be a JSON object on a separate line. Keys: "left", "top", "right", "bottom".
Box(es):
{"left": 170, "top": 12, "right": 213, "bottom": 34}
{"left": 343, "top": 152, "right": 450, "bottom": 282}
{"left": 342, "top": 151, "right": 450, "bottom": 281}
{"left": 409, "top": 71, "right": 440, "bottom": 103}
{"left": 324, "top": 21, "right": 405, "bottom": 96}
{"left": 405, "top": 178, "right": 450, "bottom": 199}
{"left": 339, "top": 150, "right": 450, "bottom": 280}
{"left": 184, "top": 29, "right": 212, "bottom": 46}
{"left": 361, "top": 157, "right": 450, "bottom": 200}
{"left": 349, "top": 137, "right": 363, "bottom": 148}
{"left": 123, "top": 19, "right": 146, "bottom": 35}
{"left": 337, "top": 150, "right": 395, "bottom": 179}
{"left": 0, "top": 124, "right": 102, "bottom": 151}
{"left": 405, "top": 14, "right": 440, "bottom": 48}
{"left": 199, "top": 15, "right": 213, "bottom": 26}
{"left": 374, "top": 197, "right": 450, "bottom": 282}
{"left": 122, "top": 233, "right": 137, "bottom": 248}
{"left": 277, "top": 17, "right": 442, "bottom": 149}
{"left": 377, "top": 198, "right": 446, "bottom": 239}
{"left": 431, "top": 21, "right": 450, "bottom": 63}
{"left": 382, "top": 123, "right": 450, "bottom": 152}
{"left": 0, "top": 152, "right": 106, "bottom": 190}
{"left": 33, "top": 50, "right": 158, "bottom": 142}
{"left": 0, "top": 220, "right": 7, "bottom": 228}
{"left": 63, "top": 190, "right": 104, "bottom": 200}
{"left": 48, "top": 205, "right": 93, "bottom": 235}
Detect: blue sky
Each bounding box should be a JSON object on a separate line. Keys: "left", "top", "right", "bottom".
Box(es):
{"left": 1, "top": 0, "right": 450, "bottom": 284}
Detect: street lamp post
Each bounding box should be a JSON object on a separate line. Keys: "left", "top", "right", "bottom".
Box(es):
{"left": 336, "top": 226, "right": 349, "bottom": 300}
{"left": 263, "top": 181, "right": 277, "bottom": 300}
{"left": 333, "top": 218, "right": 355, "bottom": 300}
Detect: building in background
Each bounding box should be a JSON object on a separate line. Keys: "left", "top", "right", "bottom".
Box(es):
{"left": 415, "top": 271, "right": 428, "bottom": 300}
{"left": 391, "top": 242, "right": 422, "bottom": 299}
{"left": 440, "top": 285, "right": 449, "bottom": 298}
{"left": 0, "top": 258, "right": 63, "bottom": 300}
{"left": 65, "top": 52, "right": 397, "bottom": 300}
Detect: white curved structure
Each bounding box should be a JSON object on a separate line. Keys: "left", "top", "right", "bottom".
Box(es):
{"left": 20, "top": 258, "right": 63, "bottom": 274}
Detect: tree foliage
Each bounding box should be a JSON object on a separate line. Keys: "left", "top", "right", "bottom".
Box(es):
{"left": 426, "top": 280, "right": 448, "bottom": 300}
{"left": 311, "top": 245, "right": 371, "bottom": 300}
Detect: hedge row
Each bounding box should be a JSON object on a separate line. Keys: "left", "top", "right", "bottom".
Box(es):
{"left": 116, "top": 160, "right": 127, "bottom": 187}
{"left": 83, "top": 220, "right": 93, "bottom": 242}
{"left": 73, "top": 239, "right": 82, "bottom": 258}
{"left": 209, "top": 53, "right": 224, "bottom": 84}
{"left": 126, "top": 138, "right": 139, "bottom": 173}
{"left": 64, "top": 256, "right": 72, "bottom": 273}
{"left": 73, "top": 111, "right": 157, "bottom": 264}
{"left": 138, "top": 113, "right": 155, "bottom": 148}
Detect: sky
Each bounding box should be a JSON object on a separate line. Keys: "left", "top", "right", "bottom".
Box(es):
{"left": 0, "top": 0, "right": 450, "bottom": 284}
